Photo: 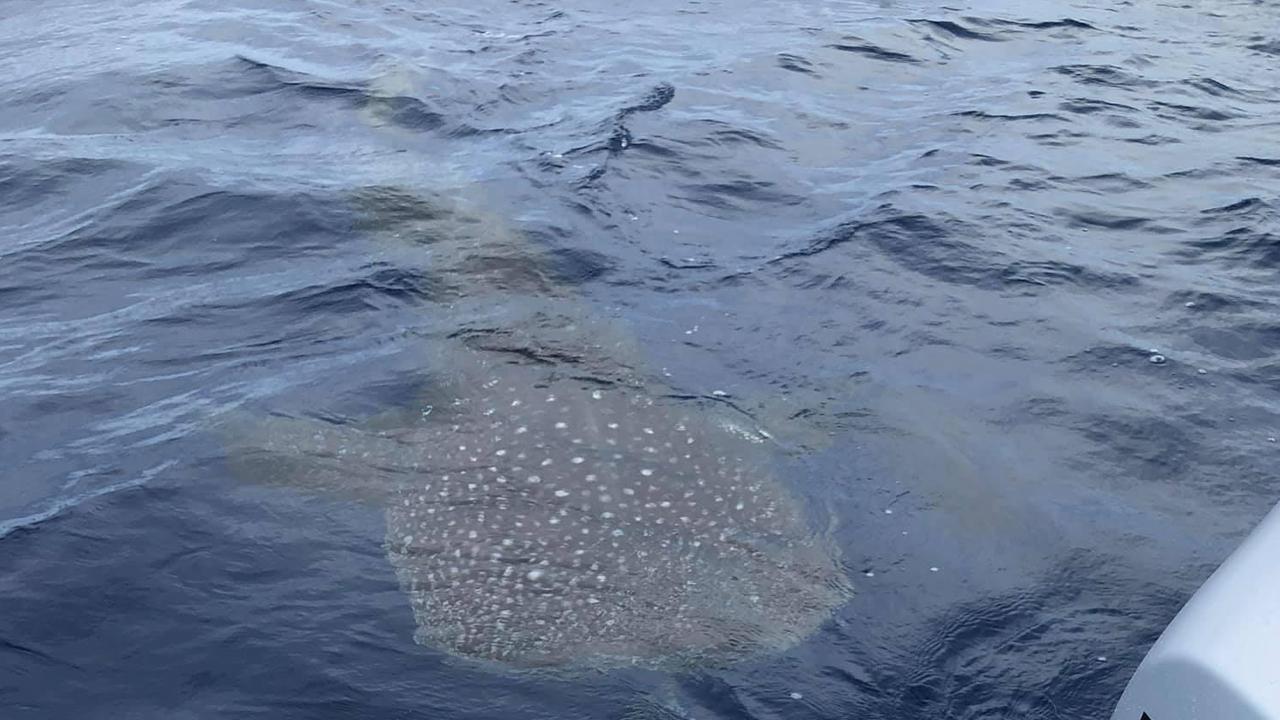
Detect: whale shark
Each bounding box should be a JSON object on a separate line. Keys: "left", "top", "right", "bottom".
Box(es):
{"left": 226, "top": 307, "right": 848, "bottom": 673}
{"left": 221, "top": 64, "right": 849, "bottom": 674}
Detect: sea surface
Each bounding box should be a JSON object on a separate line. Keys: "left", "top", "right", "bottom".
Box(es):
{"left": 2, "top": 0, "right": 1279, "bottom": 717}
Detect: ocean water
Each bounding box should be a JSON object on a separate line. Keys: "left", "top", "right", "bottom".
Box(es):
{"left": 2, "top": 0, "right": 1279, "bottom": 717}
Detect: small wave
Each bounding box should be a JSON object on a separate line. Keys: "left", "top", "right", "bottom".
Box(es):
{"left": 1053, "top": 64, "right": 1158, "bottom": 89}
{"left": 1167, "top": 289, "right": 1269, "bottom": 313}
{"left": 986, "top": 17, "right": 1098, "bottom": 31}
{"left": 1236, "top": 156, "right": 1280, "bottom": 167}
{"left": 230, "top": 55, "right": 367, "bottom": 100}
{"left": 1176, "top": 228, "right": 1280, "bottom": 269}
{"left": 1060, "top": 210, "right": 1151, "bottom": 231}
{"left": 826, "top": 41, "right": 920, "bottom": 64}
{"left": 908, "top": 19, "right": 1004, "bottom": 42}
{"left": 1183, "top": 77, "right": 1252, "bottom": 99}
{"left": 1199, "top": 197, "right": 1270, "bottom": 217}
{"left": 1149, "top": 100, "right": 1240, "bottom": 123}
{"left": 1247, "top": 40, "right": 1280, "bottom": 56}
{"left": 0, "top": 156, "right": 132, "bottom": 211}
{"left": 1065, "top": 173, "right": 1154, "bottom": 193}
{"left": 0, "top": 460, "right": 174, "bottom": 541}
{"left": 776, "top": 53, "right": 820, "bottom": 76}
{"left": 28, "top": 182, "right": 354, "bottom": 280}
{"left": 695, "top": 120, "right": 786, "bottom": 151}
{"left": 1001, "top": 261, "right": 1138, "bottom": 289}
{"left": 1057, "top": 97, "right": 1139, "bottom": 115}
{"left": 658, "top": 256, "right": 716, "bottom": 270}
{"left": 676, "top": 180, "right": 806, "bottom": 213}
{"left": 769, "top": 206, "right": 1140, "bottom": 291}
{"left": 271, "top": 267, "right": 455, "bottom": 314}
{"left": 952, "top": 110, "right": 1066, "bottom": 122}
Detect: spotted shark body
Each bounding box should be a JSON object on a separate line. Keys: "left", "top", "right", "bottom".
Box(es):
{"left": 383, "top": 349, "right": 846, "bottom": 671}
{"left": 230, "top": 336, "right": 848, "bottom": 672}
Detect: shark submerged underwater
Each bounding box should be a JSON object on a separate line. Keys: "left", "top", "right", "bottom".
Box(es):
{"left": 227, "top": 298, "right": 850, "bottom": 673}
{"left": 230, "top": 317, "right": 849, "bottom": 672}
{"left": 222, "top": 64, "right": 851, "bottom": 675}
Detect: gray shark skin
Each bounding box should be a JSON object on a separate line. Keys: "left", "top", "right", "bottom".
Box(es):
{"left": 227, "top": 335, "right": 849, "bottom": 674}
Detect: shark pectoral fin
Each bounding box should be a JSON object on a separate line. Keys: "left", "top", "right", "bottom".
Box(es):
{"left": 217, "top": 411, "right": 409, "bottom": 506}
{"left": 225, "top": 448, "right": 394, "bottom": 506}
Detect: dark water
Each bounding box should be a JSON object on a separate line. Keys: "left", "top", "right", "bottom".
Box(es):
{"left": 3, "top": 0, "right": 1279, "bottom": 717}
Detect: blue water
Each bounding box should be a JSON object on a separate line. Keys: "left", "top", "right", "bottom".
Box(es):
{"left": 3, "top": 0, "right": 1279, "bottom": 717}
